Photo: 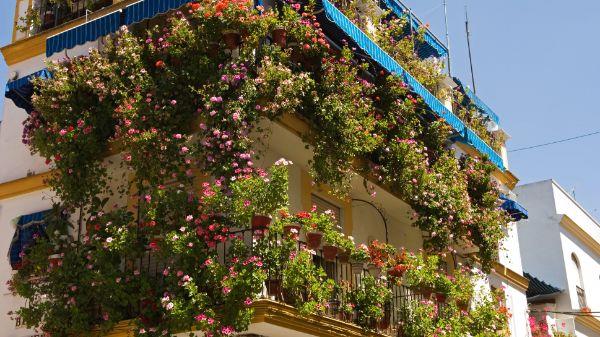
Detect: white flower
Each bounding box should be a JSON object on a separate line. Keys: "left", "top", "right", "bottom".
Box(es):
{"left": 166, "top": 302, "right": 174, "bottom": 310}
{"left": 274, "top": 158, "right": 293, "bottom": 166}
{"left": 106, "top": 237, "right": 113, "bottom": 243}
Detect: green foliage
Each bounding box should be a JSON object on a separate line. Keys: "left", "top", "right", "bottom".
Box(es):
{"left": 282, "top": 250, "right": 335, "bottom": 315}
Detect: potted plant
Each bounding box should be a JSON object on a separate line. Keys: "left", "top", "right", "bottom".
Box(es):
{"left": 367, "top": 240, "right": 394, "bottom": 278}
{"left": 272, "top": 26, "right": 287, "bottom": 48}
{"left": 403, "top": 253, "right": 439, "bottom": 298}
{"left": 349, "top": 244, "right": 370, "bottom": 275}
{"left": 345, "top": 274, "right": 391, "bottom": 330}
{"left": 230, "top": 163, "right": 290, "bottom": 234}
{"left": 322, "top": 226, "right": 344, "bottom": 262}
{"left": 282, "top": 250, "right": 335, "bottom": 315}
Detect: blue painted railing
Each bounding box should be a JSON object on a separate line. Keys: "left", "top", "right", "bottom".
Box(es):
{"left": 464, "top": 86, "right": 500, "bottom": 125}
{"left": 379, "top": 0, "right": 447, "bottom": 58}
{"left": 321, "top": 0, "right": 505, "bottom": 170}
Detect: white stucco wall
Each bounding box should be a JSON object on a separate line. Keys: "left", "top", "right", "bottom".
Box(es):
{"left": 517, "top": 179, "right": 600, "bottom": 337}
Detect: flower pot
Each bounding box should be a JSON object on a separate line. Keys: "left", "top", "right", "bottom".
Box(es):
{"left": 283, "top": 224, "right": 301, "bottom": 239}
{"left": 322, "top": 245, "right": 338, "bottom": 262}
{"left": 207, "top": 42, "right": 220, "bottom": 58}
{"left": 337, "top": 250, "right": 350, "bottom": 263}
{"left": 48, "top": 254, "right": 62, "bottom": 268}
{"left": 417, "top": 286, "right": 434, "bottom": 299}
{"left": 222, "top": 30, "right": 241, "bottom": 50}
{"left": 251, "top": 215, "right": 271, "bottom": 231}
{"left": 266, "top": 279, "right": 282, "bottom": 300}
{"left": 434, "top": 293, "right": 447, "bottom": 303}
{"left": 288, "top": 42, "right": 301, "bottom": 63}
{"left": 43, "top": 12, "right": 55, "bottom": 27}
{"left": 351, "top": 261, "right": 365, "bottom": 275}
{"left": 272, "top": 27, "right": 287, "bottom": 48}
{"left": 367, "top": 264, "right": 381, "bottom": 278}
{"left": 306, "top": 231, "right": 323, "bottom": 249}
{"left": 328, "top": 298, "right": 340, "bottom": 315}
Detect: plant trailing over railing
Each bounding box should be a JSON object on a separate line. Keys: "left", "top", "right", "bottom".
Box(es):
{"left": 16, "top": 0, "right": 512, "bottom": 335}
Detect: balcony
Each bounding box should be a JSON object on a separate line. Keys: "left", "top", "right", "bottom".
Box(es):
{"left": 105, "top": 228, "right": 452, "bottom": 336}
{"left": 27, "top": 0, "right": 114, "bottom": 35}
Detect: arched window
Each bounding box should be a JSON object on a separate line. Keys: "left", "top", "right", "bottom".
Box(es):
{"left": 571, "top": 253, "right": 587, "bottom": 308}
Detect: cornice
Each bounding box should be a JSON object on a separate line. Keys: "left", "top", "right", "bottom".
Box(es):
{"left": 576, "top": 314, "right": 600, "bottom": 334}
{"left": 0, "top": 171, "right": 53, "bottom": 200}
{"left": 492, "top": 261, "right": 529, "bottom": 292}
{"left": 559, "top": 214, "right": 600, "bottom": 257}
{"left": 252, "top": 299, "right": 387, "bottom": 337}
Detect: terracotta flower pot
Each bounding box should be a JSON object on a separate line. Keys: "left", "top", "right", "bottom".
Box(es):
{"left": 367, "top": 264, "right": 381, "bottom": 278}
{"left": 272, "top": 27, "right": 287, "bottom": 48}
{"left": 322, "top": 245, "right": 338, "bottom": 261}
{"left": 251, "top": 215, "right": 271, "bottom": 231}
{"left": 305, "top": 231, "right": 323, "bottom": 249}
{"left": 48, "top": 254, "right": 62, "bottom": 268}
{"left": 266, "top": 279, "right": 282, "bottom": 300}
{"left": 351, "top": 261, "right": 365, "bottom": 275}
{"left": 222, "top": 30, "right": 241, "bottom": 50}
{"left": 207, "top": 42, "right": 220, "bottom": 57}
{"left": 283, "top": 224, "right": 301, "bottom": 239}
{"left": 418, "top": 286, "right": 434, "bottom": 299}
{"left": 435, "top": 293, "right": 447, "bottom": 303}
{"left": 337, "top": 249, "right": 350, "bottom": 263}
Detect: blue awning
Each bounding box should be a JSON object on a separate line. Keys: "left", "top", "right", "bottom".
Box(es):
{"left": 46, "top": 0, "right": 193, "bottom": 57}
{"left": 379, "top": 0, "right": 448, "bottom": 59}
{"left": 500, "top": 195, "right": 528, "bottom": 221}
{"left": 8, "top": 210, "right": 51, "bottom": 270}
{"left": 46, "top": 10, "right": 123, "bottom": 57}
{"left": 124, "top": 0, "right": 190, "bottom": 25}
{"left": 454, "top": 77, "right": 500, "bottom": 125}
{"left": 4, "top": 69, "right": 52, "bottom": 113}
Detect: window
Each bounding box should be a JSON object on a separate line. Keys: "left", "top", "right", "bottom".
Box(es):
{"left": 9, "top": 210, "right": 51, "bottom": 270}
{"left": 571, "top": 253, "right": 587, "bottom": 308}
{"left": 311, "top": 193, "right": 342, "bottom": 229}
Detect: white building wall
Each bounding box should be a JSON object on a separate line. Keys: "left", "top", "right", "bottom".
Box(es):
{"left": 517, "top": 179, "right": 600, "bottom": 337}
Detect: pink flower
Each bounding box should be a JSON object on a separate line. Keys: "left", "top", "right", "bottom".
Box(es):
{"left": 221, "top": 326, "right": 235, "bottom": 335}
{"left": 222, "top": 287, "right": 231, "bottom": 294}
{"left": 244, "top": 298, "right": 253, "bottom": 306}
{"left": 180, "top": 146, "right": 189, "bottom": 154}
{"left": 186, "top": 215, "right": 194, "bottom": 222}
{"left": 173, "top": 133, "right": 182, "bottom": 139}
{"left": 195, "top": 313, "right": 207, "bottom": 321}
{"left": 59, "top": 129, "right": 67, "bottom": 136}
{"left": 102, "top": 312, "right": 109, "bottom": 321}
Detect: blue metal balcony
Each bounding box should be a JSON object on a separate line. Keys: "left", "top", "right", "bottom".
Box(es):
{"left": 453, "top": 77, "right": 500, "bottom": 125}
{"left": 378, "top": 0, "right": 448, "bottom": 59}
{"left": 320, "top": 0, "right": 504, "bottom": 170}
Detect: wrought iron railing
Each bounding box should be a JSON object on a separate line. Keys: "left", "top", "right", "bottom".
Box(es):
{"left": 124, "top": 228, "right": 446, "bottom": 336}
{"left": 36, "top": 0, "right": 114, "bottom": 33}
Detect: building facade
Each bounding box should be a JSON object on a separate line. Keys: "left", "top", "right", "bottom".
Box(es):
{"left": 516, "top": 180, "right": 600, "bottom": 337}
{"left": 1, "top": 0, "right": 530, "bottom": 336}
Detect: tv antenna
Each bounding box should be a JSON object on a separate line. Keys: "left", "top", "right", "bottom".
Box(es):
{"left": 464, "top": 4, "right": 476, "bottom": 93}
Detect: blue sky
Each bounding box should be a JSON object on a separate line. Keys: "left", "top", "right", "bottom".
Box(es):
{"left": 1, "top": 0, "right": 599, "bottom": 217}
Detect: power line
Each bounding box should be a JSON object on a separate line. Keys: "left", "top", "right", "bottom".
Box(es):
{"left": 509, "top": 130, "right": 600, "bottom": 153}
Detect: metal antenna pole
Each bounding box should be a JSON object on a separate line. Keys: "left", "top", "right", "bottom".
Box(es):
{"left": 443, "top": 0, "right": 451, "bottom": 76}
{"left": 465, "top": 4, "right": 476, "bottom": 93}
